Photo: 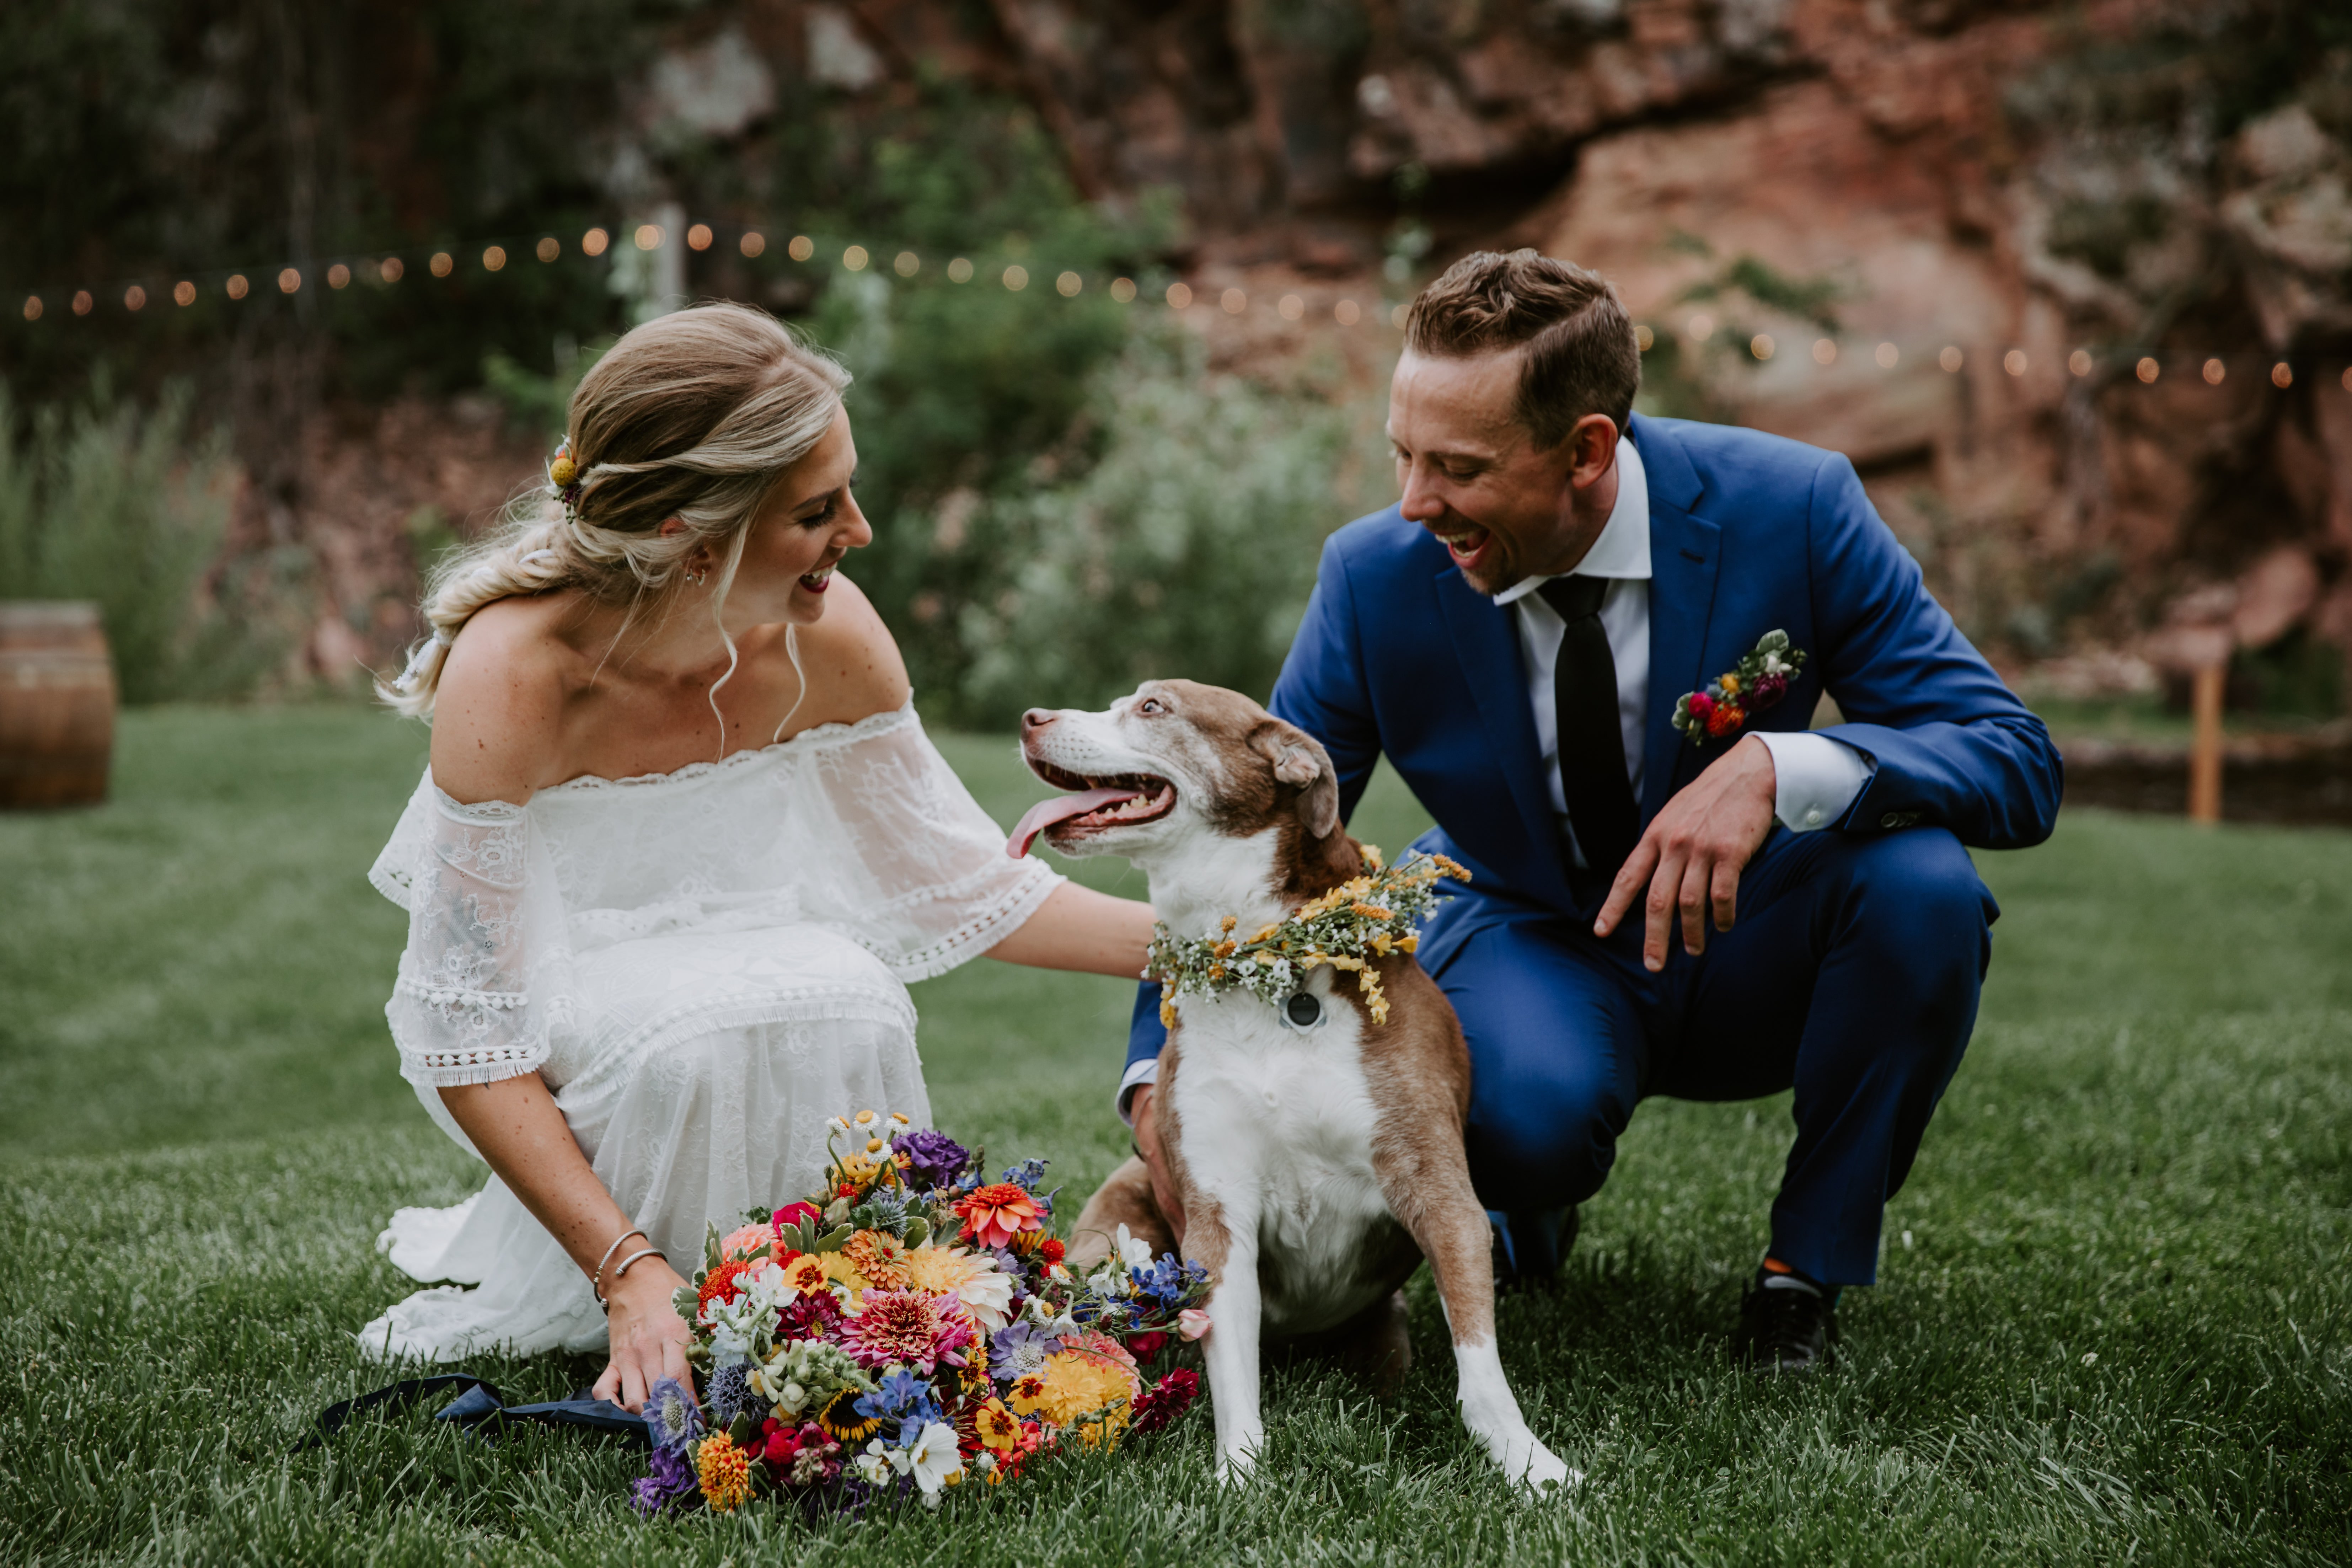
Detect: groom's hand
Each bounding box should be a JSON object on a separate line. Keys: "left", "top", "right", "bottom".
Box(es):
{"left": 1596, "top": 733, "right": 1778, "bottom": 972}
{"left": 1128, "top": 1086, "right": 1188, "bottom": 1247}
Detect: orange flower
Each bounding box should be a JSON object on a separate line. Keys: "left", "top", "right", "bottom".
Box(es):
{"left": 695, "top": 1433, "right": 752, "bottom": 1511}
{"left": 696, "top": 1259, "right": 749, "bottom": 1316}
{"left": 843, "top": 1228, "right": 912, "bottom": 1286}
{"left": 955, "top": 1183, "right": 1044, "bottom": 1249}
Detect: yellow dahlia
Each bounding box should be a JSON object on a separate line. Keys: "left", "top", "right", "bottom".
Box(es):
{"left": 695, "top": 1433, "right": 752, "bottom": 1511}
{"left": 1005, "top": 1331, "right": 1141, "bottom": 1430}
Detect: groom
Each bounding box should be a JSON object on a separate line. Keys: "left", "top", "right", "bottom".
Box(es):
{"left": 1119, "top": 250, "right": 2062, "bottom": 1372}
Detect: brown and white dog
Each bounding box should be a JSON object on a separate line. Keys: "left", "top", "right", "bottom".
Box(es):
{"left": 1008, "top": 679, "right": 1573, "bottom": 1489}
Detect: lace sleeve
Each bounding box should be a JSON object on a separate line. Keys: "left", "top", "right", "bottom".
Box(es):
{"left": 379, "top": 785, "right": 573, "bottom": 1089}
{"left": 803, "top": 706, "right": 1064, "bottom": 980}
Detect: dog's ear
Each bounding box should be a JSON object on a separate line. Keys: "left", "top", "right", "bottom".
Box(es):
{"left": 1248, "top": 722, "right": 1340, "bottom": 840}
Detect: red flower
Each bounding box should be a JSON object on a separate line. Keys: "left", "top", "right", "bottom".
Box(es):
{"left": 696, "top": 1258, "right": 750, "bottom": 1316}
{"left": 1705, "top": 700, "right": 1746, "bottom": 737}
{"left": 1125, "top": 1331, "right": 1171, "bottom": 1360}
{"left": 772, "top": 1202, "right": 821, "bottom": 1237}
{"left": 778, "top": 1289, "right": 842, "bottom": 1341}
{"left": 1131, "top": 1368, "right": 1200, "bottom": 1434}
{"left": 1040, "top": 1237, "right": 1066, "bottom": 1265}
{"left": 954, "top": 1183, "right": 1045, "bottom": 1249}
{"left": 1686, "top": 690, "right": 1715, "bottom": 724}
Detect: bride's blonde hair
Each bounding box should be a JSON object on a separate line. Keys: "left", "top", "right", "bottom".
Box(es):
{"left": 379, "top": 301, "right": 851, "bottom": 718}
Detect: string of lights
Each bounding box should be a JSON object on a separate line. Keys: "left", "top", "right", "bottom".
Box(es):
{"left": 15, "top": 219, "right": 2352, "bottom": 393}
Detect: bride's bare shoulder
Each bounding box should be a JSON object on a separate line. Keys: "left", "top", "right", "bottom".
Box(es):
{"left": 783, "top": 573, "right": 912, "bottom": 731}
{"left": 428, "top": 596, "right": 580, "bottom": 803}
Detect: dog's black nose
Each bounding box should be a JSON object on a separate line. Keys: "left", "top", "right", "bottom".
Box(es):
{"left": 1021, "top": 708, "right": 1057, "bottom": 732}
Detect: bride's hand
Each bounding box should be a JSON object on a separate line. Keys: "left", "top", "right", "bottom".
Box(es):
{"left": 595, "top": 1259, "right": 694, "bottom": 1413}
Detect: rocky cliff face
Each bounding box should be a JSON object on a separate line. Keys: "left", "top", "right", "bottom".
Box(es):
{"left": 832, "top": 0, "right": 2346, "bottom": 691}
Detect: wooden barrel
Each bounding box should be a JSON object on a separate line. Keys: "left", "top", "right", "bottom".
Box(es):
{"left": 0, "top": 602, "right": 117, "bottom": 808}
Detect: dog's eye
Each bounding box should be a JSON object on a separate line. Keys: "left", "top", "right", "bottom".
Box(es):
{"left": 1137, "top": 697, "right": 1166, "bottom": 716}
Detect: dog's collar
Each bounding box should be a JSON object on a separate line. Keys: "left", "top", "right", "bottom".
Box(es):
{"left": 1144, "top": 851, "right": 1470, "bottom": 1028}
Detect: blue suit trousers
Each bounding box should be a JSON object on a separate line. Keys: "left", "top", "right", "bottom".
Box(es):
{"left": 1429, "top": 823, "right": 1994, "bottom": 1288}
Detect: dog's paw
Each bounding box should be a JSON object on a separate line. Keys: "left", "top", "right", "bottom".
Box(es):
{"left": 1490, "top": 1429, "right": 1579, "bottom": 1494}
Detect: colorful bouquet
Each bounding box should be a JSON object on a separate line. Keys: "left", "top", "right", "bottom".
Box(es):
{"left": 631, "top": 1110, "right": 1213, "bottom": 1516}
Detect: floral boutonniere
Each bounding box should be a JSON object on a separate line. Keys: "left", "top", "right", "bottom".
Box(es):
{"left": 1671, "top": 630, "right": 1807, "bottom": 746}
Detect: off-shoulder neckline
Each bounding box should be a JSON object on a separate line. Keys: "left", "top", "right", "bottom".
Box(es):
{"left": 429, "top": 699, "right": 917, "bottom": 810}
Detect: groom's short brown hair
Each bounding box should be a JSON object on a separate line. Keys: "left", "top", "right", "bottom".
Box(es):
{"left": 1404, "top": 250, "right": 1640, "bottom": 448}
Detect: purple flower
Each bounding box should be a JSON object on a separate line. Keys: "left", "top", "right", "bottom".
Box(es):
{"left": 989, "top": 1318, "right": 1073, "bottom": 1380}
{"left": 1749, "top": 671, "right": 1790, "bottom": 709}
{"left": 891, "top": 1128, "right": 970, "bottom": 1192}
{"left": 631, "top": 1444, "right": 699, "bottom": 1514}
{"left": 643, "top": 1377, "right": 703, "bottom": 1458}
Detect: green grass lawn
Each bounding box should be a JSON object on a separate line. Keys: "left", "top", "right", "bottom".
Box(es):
{"left": 3, "top": 705, "right": 2348, "bottom": 1564}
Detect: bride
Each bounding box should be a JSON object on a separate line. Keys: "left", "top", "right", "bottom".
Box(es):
{"left": 360, "top": 301, "right": 1153, "bottom": 1409}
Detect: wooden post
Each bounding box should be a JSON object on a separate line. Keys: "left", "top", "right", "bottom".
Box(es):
{"left": 2188, "top": 661, "right": 2225, "bottom": 824}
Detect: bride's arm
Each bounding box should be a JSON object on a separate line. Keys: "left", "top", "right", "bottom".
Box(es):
{"left": 986, "top": 882, "right": 1156, "bottom": 978}
{"left": 426, "top": 608, "right": 690, "bottom": 1412}
{"left": 438, "top": 1075, "right": 692, "bottom": 1412}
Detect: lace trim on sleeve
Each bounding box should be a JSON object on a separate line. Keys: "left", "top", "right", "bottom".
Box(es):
{"left": 386, "top": 787, "right": 564, "bottom": 1089}
{"left": 876, "top": 854, "right": 1064, "bottom": 982}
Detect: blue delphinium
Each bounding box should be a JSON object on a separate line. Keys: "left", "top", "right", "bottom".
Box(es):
{"left": 891, "top": 1128, "right": 970, "bottom": 1191}
{"left": 643, "top": 1377, "right": 703, "bottom": 1458}
{"left": 1135, "top": 1255, "right": 1203, "bottom": 1311}
{"left": 853, "top": 1366, "right": 943, "bottom": 1433}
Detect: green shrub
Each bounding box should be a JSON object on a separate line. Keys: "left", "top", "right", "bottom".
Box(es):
{"left": 0, "top": 385, "right": 273, "bottom": 702}
{"left": 951, "top": 335, "right": 1372, "bottom": 723}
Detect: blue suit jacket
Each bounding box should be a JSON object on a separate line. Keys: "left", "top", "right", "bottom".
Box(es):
{"left": 1124, "top": 413, "right": 2062, "bottom": 1076}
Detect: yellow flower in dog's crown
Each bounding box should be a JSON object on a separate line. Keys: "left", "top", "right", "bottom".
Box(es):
{"left": 695, "top": 1433, "right": 752, "bottom": 1511}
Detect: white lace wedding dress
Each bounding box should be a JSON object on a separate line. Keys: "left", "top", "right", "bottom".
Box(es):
{"left": 358, "top": 699, "right": 1060, "bottom": 1362}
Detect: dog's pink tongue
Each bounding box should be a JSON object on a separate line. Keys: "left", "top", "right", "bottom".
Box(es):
{"left": 1006, "top": 787, "right": 1140, "bottom": 858}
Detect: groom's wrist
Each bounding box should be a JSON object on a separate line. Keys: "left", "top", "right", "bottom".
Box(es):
{"left": 1116, "top": 1058, "right": 1159, "bottom": 1124}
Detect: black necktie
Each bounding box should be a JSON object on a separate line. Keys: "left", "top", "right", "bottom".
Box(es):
{"left": 1537, "top": 576, "right": 1639, "bottom": 881}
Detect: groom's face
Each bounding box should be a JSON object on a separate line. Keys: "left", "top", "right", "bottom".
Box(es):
{"left": 1388, "top": 349, "right": 1612, "bottom": 596}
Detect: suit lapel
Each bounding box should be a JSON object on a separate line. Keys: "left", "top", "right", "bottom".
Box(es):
{"left": 1434, "top": 564, "right": 1570, "bottom": 905}
{"left": 1631, "top": 418, "right": 1724, "bottom": 823}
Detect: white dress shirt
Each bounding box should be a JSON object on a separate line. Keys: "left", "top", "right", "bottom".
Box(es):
{"left": 1119, "top": 437, "right": 1873, "bottom": 1117}
{"left": 1491, "top": 437, "right": 1873, "bottom": 867}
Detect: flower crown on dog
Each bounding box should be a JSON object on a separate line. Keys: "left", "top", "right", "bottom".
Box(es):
{"left": 1672, "top": 630, "right": 1807, "bottom": 746}
{"left": 1145, "top": 848, "right": 1469, "bottom": 1027}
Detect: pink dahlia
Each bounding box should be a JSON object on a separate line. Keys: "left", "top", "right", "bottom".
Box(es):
{"left": 836, "top": 1289, "right": 974, "bottom": 1374}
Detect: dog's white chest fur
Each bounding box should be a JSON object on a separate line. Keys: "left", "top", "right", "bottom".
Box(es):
{"left": 1168, "top": 972, "right": 1404, "bottom": 1336}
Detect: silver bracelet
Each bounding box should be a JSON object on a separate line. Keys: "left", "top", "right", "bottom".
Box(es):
{"left": 611, "top": 1246, "right": 666, "bottom": 1284}
{"left": 592, "top": 1226, "right": 647, "bottom": 1301}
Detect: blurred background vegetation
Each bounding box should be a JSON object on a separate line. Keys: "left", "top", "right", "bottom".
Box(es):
{"left": 1, "top": 0, "right": 2347, "bottom": 734}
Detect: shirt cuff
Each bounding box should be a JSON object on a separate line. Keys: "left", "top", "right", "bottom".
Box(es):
{"left": 1116, "top": 1058, "right": 1159, "bottom": 1125}
{"left": 1754, "top": 730, "right": 1874, "bottom": 832}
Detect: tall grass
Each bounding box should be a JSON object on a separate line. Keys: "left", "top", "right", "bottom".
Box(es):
{"left": 0, "top": 384, "right": 278, "bottom": 701}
